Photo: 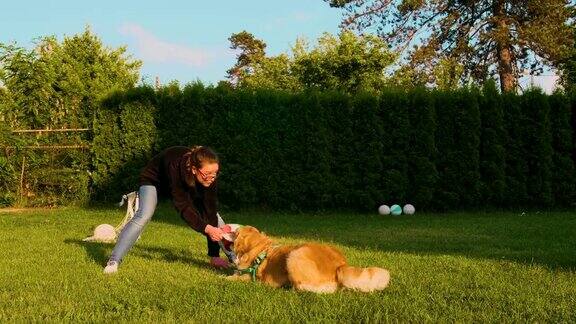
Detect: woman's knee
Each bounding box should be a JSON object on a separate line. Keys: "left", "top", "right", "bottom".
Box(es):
{"left": 132, "top": 185, "right": 158, "bottom": 225}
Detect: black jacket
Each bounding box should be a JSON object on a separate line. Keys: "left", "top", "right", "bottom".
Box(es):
{"left": 139, "top": 146, "right": 218, "bottom": 233}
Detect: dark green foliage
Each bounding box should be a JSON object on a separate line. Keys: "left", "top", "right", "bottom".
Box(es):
{"left": 479, "top": 81, "right": 506, "bottom": 206}
{"left": 155, "top": 82, "right": 189, "bottom": 147}
{"left": 548, "top": 92, "right": 575, "bottom": 205}
{"left": 379, "top": 89, "right": 409, "bottom": 207}
{"left": 83, "top": 85, "right": 576, "bottom": 210}
{"left": 322, "top": 91, "right": 356, "bottom": 208}
{"left": 91, "top": 94, "right": 156, "bottom": 201}
{"left": 26, "top": 166, "right": 90, "bottom": 206}
{"left": 290, "top": 91, "right": 333, "bottom": 209}
{"left": 434, "top": 89, "right": 481, "bottom": 209}
{"left": 455, "top": 88, "right": 481, "bottom": 207}
{"left": 350, "top": 93, "right": 385, "bottom": 210}
{"left": 244, "top": 90, "right": 288, "bottom": 209}
{"left": 521, "top": 89, "right": 554, "bottom": 206}
{"left": 0, "top": 125, "right": 18, "bottom": 206}
{"left": 434, "top": 90, "right": 461, "bottom": 208}
{"left": 502, "top": 92, "right": 529, "bottom": 205}
{"left": 406, "top": 87, "right": 437, "bottom": 209}
{"left": 571, "top": 90, "right": 576, "bottom": 167}
{"left": 217, "top": 88, "right": 261, "bottom": 208}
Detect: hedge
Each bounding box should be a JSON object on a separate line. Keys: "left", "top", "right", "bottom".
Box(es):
{"left": 86, "top": 84, "right": 576, "bottom": 211}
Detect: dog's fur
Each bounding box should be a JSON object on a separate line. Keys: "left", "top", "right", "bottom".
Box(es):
{"left": 228, "top": 226, "right": 390, "bottom": 293}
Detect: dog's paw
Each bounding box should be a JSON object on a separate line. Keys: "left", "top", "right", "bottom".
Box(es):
{"left": 226, "top": 274, "right": 251, "bottom": 282}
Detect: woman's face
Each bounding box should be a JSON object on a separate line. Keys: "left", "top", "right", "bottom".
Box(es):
{"left": 192, "top": 162, "right": 219, "bottom": 187}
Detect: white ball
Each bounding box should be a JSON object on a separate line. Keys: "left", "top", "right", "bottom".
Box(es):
{"left": 403, "top": 204, "right": 415, "bottom": 215}
{"left": 378, "top": 205, "right": 390, "bottom": 215}
{"left": 93, "top": 224, "right": 116, "bottom": 241}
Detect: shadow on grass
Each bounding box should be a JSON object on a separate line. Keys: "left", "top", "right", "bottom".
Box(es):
{"left": 65, "top": 239, "right": 112, "bottom": 266}
{"left": 85, "top": 202, "right": 576, "bottom": 272}
{"left": 65, "top": 238, "right": 229, "bottom": 274}
{"left": 249, "top": 211, "right": 576, "bottom": 272}
{"left": 219, "top": 210, "right": 576, "bottom": 272}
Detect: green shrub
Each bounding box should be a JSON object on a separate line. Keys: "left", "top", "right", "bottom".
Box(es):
{"left": 549, "top": 92, "right": 575, "bottom": 205}
{"left": 379, "top": 89, "right": 409, "bottom": 207}
{"left": 521, "top": 89, "right": 553, "bottom": 206}
{"left": 406, "top": 87, "right": 437, "bottom": 209}
{"left": 92, "top": 93, "right": 156, "bottom": 201}
{"left": 88, "top": 85, "right": 575, "bottom": 211}
{"left": 479, "top": 81, "right": 506, "bottom": 206}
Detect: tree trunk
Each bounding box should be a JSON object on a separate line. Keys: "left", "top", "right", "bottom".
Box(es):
{"left": 493, "top": 0, "right": 516, "bottom": 93}
{"left": 496, "top": 43, "right": 516, "bottom": 92}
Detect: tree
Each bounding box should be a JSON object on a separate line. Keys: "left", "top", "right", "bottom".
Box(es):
{"left": 0, "top": 27, "right": 141, "bottom": 129}
{"left": 226, "top": 30, "right": 395, "bottom": 92}
{"left": 292, "top": 31, "right": 396, "bottom": 92}
{"left": 434, "top": 57, "right": 465, "bottom": 90}
{"left": 559, "top": 26, "right": 576, "bottom": 89}
{"left": 226, "top": 31, "right": 267, "bottom": 86}
{"left": 243, "top": 54, "right": 300, "bottom": 90}
{"left": 327, "top": 0, "right": 575, "bottom": 92}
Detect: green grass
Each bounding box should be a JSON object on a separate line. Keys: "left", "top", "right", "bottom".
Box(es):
{"left": 0, "top": 204, "right": 575, "bottom": 322}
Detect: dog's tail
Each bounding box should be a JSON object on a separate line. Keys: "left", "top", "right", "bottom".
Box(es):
{"left": 336, "top": 265, "right": 390, "bottom": 292}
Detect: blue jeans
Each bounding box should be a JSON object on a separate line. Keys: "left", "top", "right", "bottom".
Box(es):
{"left": 109, "top": 185, "right": 221, "bottom": 263}
{"left": 109, "top": 185, "right": 158, "bottom": 263}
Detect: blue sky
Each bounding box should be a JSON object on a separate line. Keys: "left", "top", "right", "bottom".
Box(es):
{"left": 2, "top": 0, "right": 342, "bottom": 85}
{"left": 1, "top": 1, "right": 558, "bottom": 92}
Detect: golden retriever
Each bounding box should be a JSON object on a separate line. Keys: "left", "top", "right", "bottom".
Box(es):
{"left": 227, "top": 226, "right": 390, "bottom": 293}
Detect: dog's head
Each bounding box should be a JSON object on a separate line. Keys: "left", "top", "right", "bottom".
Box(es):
{"left": 230, "top": 225, "right": 272, "bottom": 267}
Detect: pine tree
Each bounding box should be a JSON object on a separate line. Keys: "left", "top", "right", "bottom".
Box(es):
{"left": 327, "top": 0, "right": 574, "bottom": 92}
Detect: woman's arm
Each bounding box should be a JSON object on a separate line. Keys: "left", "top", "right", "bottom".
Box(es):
{"left": 203, "top": 181, "right": 219, "bottom": 227}
{"left": 168, "top": 160, "right": 208, "bottom": 233}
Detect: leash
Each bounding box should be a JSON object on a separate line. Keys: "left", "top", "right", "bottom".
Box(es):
{"left": 218, "top": 241, "right": 237, "bottom": 263}
{"left": 115, "top": 191, "right": 138, "bottom": 233}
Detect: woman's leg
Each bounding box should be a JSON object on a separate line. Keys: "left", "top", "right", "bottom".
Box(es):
{"left": 208, "top": 214, "right": 227, "bottom": 267}
{"left": 207, "top": 237, "right": 220, "bottom": 257}
{"left": 106, "top": 185, "right": 157, "bottom": 268}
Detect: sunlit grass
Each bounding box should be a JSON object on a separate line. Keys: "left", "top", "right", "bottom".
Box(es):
{"left": 0, "top": 204, "right": 574, "bottom": 322}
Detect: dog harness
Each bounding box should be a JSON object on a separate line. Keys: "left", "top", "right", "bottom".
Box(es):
{"left": 236, "top": 251, "right": 267, "bottom": 282}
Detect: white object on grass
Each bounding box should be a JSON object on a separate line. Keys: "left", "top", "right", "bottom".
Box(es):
{"left": 403, "top": 204, "right": 415, "bottom": 215}
{"left": 378, "top": 205, "right": 391, "bottom": 215}
{"left": 83, "top": 224, "right": 116, "bottom": 243}
{"left": 390, "top": 204, "right": 402, "bottom": 215}
{"left": 103, "top": 260, "right": 118, "bottom": 274}
{"left": 83, "top": 191, "right": 139, "bottom": 243}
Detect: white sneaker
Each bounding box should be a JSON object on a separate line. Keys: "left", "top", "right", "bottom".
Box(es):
{"left": 103, "top": 260, "right": 118, "bottom": 274}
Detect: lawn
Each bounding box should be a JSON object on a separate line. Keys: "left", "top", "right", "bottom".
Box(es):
{"left": 0, "top": 204, "right": 574, "bottom": 322}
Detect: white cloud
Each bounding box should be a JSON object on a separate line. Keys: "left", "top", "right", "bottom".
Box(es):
{"left": 119, "top": 23, "right": 211, "bottom": 67}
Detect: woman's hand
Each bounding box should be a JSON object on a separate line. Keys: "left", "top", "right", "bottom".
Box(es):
{"left": 204, "top": 224, "right": 224, "bottom": 241}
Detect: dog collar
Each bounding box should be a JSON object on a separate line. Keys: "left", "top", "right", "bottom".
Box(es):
{"left": 236, "top": 251, "right": 267, "bottom": 281}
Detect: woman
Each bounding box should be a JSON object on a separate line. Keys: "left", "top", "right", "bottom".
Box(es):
{"left": 104, "top": 146, "right": 228, "bottom": 274}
